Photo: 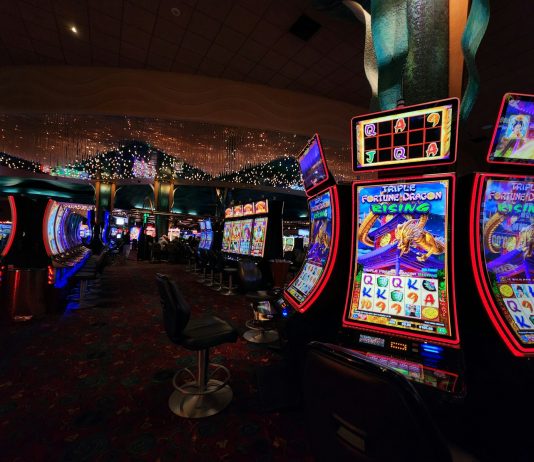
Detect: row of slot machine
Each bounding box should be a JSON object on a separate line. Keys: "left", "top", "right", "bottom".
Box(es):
{"left": 1, "top": 197, "right": 93, "bottom": 292}
{"left": 219, "top": 200, "right": 284, "bottom": 277}
{"left": 276, "top": 93, "right": 534, "bottom": 460}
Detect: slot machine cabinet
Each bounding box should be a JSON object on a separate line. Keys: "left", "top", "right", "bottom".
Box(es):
{"left": 337, "top": 99, "right": 467, "bottom": 404}
{"left": 281, "top": 134, "right": 352, "bottom": 346}
{"left": 455, "top": 93, "right": 534, "bottom": 462}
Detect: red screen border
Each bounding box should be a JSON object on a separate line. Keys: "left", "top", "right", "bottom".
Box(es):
{"left": 284, "top": 185, "right": 340, "bottom": 313}
{"left": 470, "top": 172, "right": 534, "bottom": 357}
{"left": 342, "top": 173, "right": 460, "bottom": 348}
{"left": 1, "top": 196, "right": 17, "bottom": 258}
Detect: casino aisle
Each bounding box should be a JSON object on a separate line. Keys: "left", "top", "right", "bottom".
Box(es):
{"left": 0, "top": 259, "right": 313, "bottom": 461}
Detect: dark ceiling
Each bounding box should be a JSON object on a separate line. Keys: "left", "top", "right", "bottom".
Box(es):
{"left": 0, "top": 0, "right": 369, "bottom": 105}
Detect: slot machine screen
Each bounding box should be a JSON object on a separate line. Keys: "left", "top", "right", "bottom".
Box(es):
{"left": 0, "top": 222, "right": 12, "bottom": 254}
{"left": 230, "top": 220, "right": 244, "bottom": 253}
{"left": 487, "top": 93, "right": 534, "bottom": 165}
{"left": 477, "top": 176, "right": 534, "bottom": 347}
{"left": 343, "top": 177, "right": 458, "bottom": 344}
{"left": 198, "top": 231, "right": 206, "bottom": 249}
{"left": 239, "top": 219, "right": 253, "bottom": 255}
{"left": 298, "top": 134, "right": 329, "bottom": 191}
{"left": 254, "top": 200, "right": 268, "bottom": 214}
{"left": 251, "top": 217, "right": 268, "bottom": 257}
{"left": 130, "top": 226, "right": 140, "bottom": 241}
{"left": 115, "top": 217, "right": 126, "bottom": 226}
{"left": 78, "top": 223, "right": 89, "bottom": 239}
{"left": 222, "top": 222, "right": 232, "bottom": 252}
{"left": 205, "top": 219, "right": 212, "bottom": 230}
{"left": 200, "top": 221, "right": 206, "bottom": 231}
{"left": 283, "top": 236, "right": 295, "bottom": 252}
{"left": 286, "top": 190, "right": 333, "bottom": 304}
{"left": 243, "top": 203, "right": 254, "bottom": 216}
{"left": 353, "top": 98, "right": 458, "bottom": 171}
{"left": 54, "top": 206, "right": 67, "bottom": 254}
{"left": 205, "top": 230, "right": 213, "bottom": 250}
{"left": 46, "top": 201, "right": 60, "bottom": 255}
{"left": 362, "top": 351, "right": 459, "bottom": 393}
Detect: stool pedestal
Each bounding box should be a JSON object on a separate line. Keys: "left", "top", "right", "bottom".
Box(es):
{"left": 243, "top": 319, "right": 279, "bottom": 344}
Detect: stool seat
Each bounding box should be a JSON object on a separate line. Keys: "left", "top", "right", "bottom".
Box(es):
{"left": 182, "top": 315, "right": 238, "bottom": 350}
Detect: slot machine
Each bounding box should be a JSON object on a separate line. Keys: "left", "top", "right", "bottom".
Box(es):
{"left": 280, "top": 134, "right": 351, "bottom": 344}
{"left": 463, "top": 93, "right": 534, "bottom": 460}
{"left": 220, "top": 199, "right": 283, "bottom": 283}
{"left": 337, "top": 99, "right": 466, "bottom": 402}
{"left": 0, "top": 195, "right": 17, "bottom": 283}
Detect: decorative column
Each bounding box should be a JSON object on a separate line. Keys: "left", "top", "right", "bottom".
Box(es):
{"left": 94, "top": 181, "right": 116, "bottom": 225}
{"left": 154, "top": 179, "right": 174, "bottom": 238}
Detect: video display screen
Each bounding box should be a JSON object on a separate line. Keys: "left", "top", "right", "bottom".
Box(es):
{"left": 298, "top": 135, "right": 329, "bottom": 191}
{"left": 361, "top": 351, "right": 459, "bottom": 393}
{"left": 344, "top": 178, "right": 454, "bottom": 341}
{"left": 286, "top": 190, "right": 333, "bottom": 303}
{"left": 199, "top": 221, "right": 206, "bottom": 231}
{"left": 283, "top": 236, "right": 295, "bottom": 252}
{"left": 115, "top": 217, "right": 126, "bottom": 226}
{"left": 205, "top": 219, "right": 212, "bottom": 230}
{"left": 254, "top": 200, "right": 268, "bottom": 214}
{"left": 204, "top": 230, "right": 213, "bottom": 250}
{"left": 243, "top": 203, "right": 254, "bottom": 216}
{"left": 78, "top": 223, "right": 90, "bottom": 239}
{"left": 222, "top": 222, "right": 232, "bottom": 252}
{"left": 478, "top": 177, "right": 534, "bottom": 346}
{"left": 130, "top": 226, "right": 140, "bottom": 241}
{"left": 230, "top": 220, "right": 244, "bottom": 253}
{"left": 353, "top": 99, "right": 458, "bottom": 170}
{"left": 488, "top": 94, "right": 534, "bottom": 165}
{"left": 251, "top": 217, "right": 268, "bottom": 257}
{"left": 0, "top": 222, "right": 12, "bottom": 254}
{"left": 225, "top": 207, "right": 233, "bottom": 218}
{"left": 239, "top": 219, "right": 253, "bottom": 255}
{"left": 233, "top": 205, "right": 243, "bottom": 217}
{"left": 46, "top": 201, "right": 60, "bottom": 255}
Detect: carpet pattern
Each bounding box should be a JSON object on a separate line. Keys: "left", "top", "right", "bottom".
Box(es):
{"left": 0, "top": 261, "right": 313, "bottom": 461}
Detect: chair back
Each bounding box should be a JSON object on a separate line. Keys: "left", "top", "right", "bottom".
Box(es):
{"left": 155, "top": 273, "right": 191, "bottom": 343}
{"left": 238, "top": 259, "right": 263, "bottom": 292}
{"left": 303, "top": 342, "right": 453, "bottom": 462}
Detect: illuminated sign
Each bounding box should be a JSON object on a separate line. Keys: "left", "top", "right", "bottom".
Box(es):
{"left": 352, "top": 98, "right": 458, "bottom": 171}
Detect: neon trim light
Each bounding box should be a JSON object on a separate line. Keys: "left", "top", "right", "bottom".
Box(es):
{"left": 284, "top": 186, "right": 340, "bottom": 313}
{"left": 470, "top": 173, "right": 534, "bottom": 357}
{"left": 1, "top": 196, "right": 17, "bottom": 258}
{"left": 342, "top": 174, "right": 460, "bottom": 347}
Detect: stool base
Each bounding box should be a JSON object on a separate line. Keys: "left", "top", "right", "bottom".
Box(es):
{"left": 243, "top": 329, "right": 279, "bottom": 344}
{"left": 168, "top": 380, "right": 233, "bottom": 418}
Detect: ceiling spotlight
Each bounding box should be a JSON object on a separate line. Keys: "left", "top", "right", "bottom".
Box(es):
{"left": 70, "top": 25, "right": 78, "bottom": 34}
{"left": 171, "top": 7, "right": 181, "bottom": 17}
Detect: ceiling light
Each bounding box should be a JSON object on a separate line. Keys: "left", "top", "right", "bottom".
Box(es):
{"left": 70, "top": 25, "right": 78, "bottom": 35}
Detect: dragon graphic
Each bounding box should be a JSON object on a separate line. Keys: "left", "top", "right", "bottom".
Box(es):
{"left": 358, "top": 213, "right": 445, "bottom": 262}
{"left": 484, "top": 212, "right": 534, "bottom": 258}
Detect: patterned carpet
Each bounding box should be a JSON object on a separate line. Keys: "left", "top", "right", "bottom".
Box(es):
{"left": 0, "top": 260, "right": 313, "bottom": 461}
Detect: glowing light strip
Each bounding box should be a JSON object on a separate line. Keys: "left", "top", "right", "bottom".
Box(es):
{"left": 1, "top": 196, "right": 17, "bottom": 258}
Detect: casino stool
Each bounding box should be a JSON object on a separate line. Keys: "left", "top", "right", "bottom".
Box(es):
{"left": 244, "top": 292, "right": 279, "bottom": 344}
{"left": 203, "top": 252, "right": 217, "bottom": 287}
{"left": 156, "top": 273, "right": 238, "bottom": 418}
{"left": 303, "top": 342, "right": 476, "bottom": 462}
{"left": 221, "top": 267, "right": 238, "bottom": 296}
